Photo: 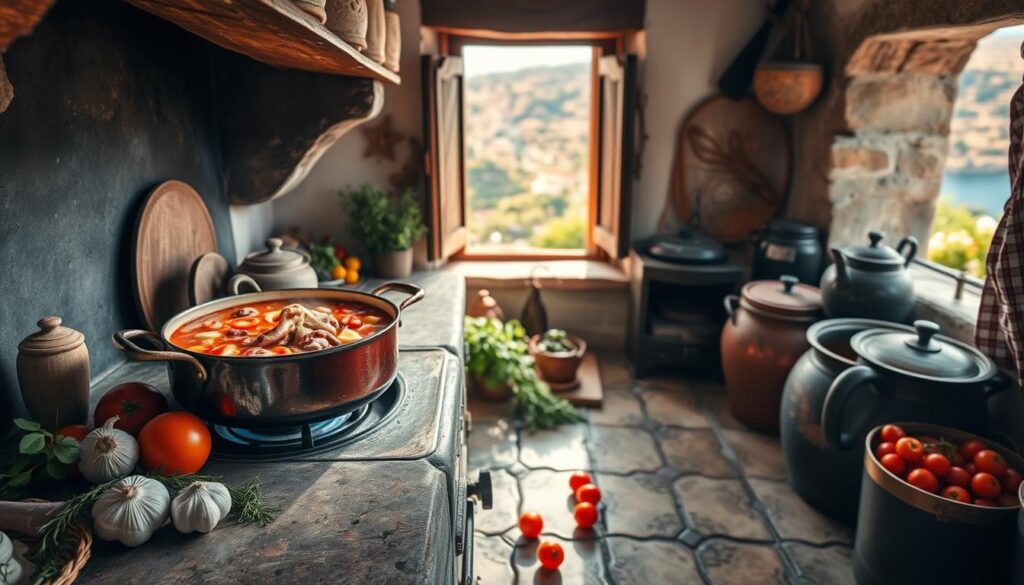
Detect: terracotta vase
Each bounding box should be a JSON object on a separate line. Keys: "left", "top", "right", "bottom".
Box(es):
{"left": 529, "top": 335, "right": 586, "bottom": 384}
{"left": 472, "top": 376, "right": 512, "bottom": 403}
{"left": 383, "top": 4, "right": 401, "bottom": 72}
{"left": 721, "top": 276, "right": 821, "bottom": 434}
{"left": 293, "top": 0, "right": 327, "bottom": 23}
{"left": 364, "top": 0, "right": 386, "bottom": 64}
{"left": 325, "top": 0, "right": 368, "bottom": 50}
{"left": 17, "top": 316, "right": 90, "bottom": 430}
{"left": 373, "top": 248, "right": 412, "bottom": 278}
{"left": 467, "top": 289, "right": 504, "bottom": 321}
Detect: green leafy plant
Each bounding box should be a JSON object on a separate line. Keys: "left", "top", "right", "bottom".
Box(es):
{"left": 537, "top": 329, "right": 576, "bottom": 353}
{"left": 464, "top": 317, "right": 583, "bottom": 430}
{"left": 341, "top": 185, "right": 427, "bottom": 257}
{"left": 307, "top": 239, "right": 341, "bottom": 280}
{"left": 927, "top": 197, "right": 999, "bottom": 278}
{"left": 0, "top": 419, "right": 79, "bottom": 500}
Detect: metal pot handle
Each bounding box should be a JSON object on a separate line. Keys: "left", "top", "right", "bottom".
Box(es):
{"left": 822, "top": 365, "right": 886, "bottom": 451}
{"left": 371, "top": 282, "right": 425, "bottom": 323}
{"left": 113, "top": 329, "right": 208, "bottom": 382}
{"left": 896, "top": 236, "right": 919, "bottom": 267}
{"left": 983, "top": 369, "right": 1015, "bottom": 398}
{"left": 723, "top": 295, "right": 740, "bottom": 325}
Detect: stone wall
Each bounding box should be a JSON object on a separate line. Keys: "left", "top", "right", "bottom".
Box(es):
{"left": 785, "top": 0, "right": 1024, "bottom": 248}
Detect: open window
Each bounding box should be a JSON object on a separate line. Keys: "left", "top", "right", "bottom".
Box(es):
{"left": 422, "top": 34, "right": 635, "bottom": 262}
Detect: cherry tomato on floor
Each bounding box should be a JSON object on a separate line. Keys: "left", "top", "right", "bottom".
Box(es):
{"left": 880, "top": 453, "right": 906, "bottom": 476}
{"left": 519, "top": 512, "right": 543, "bottom": 539}
{"left": 906, "top": 468, "right": 939, "bottom": 494}
{"left": 946, "top": 466, "right": 971, "bottom": 488}
{"left": 895, "top": 437, "right": 924, "bottom": 462}
{"left": 880, "top": 424, "right": 906, "bottom": 443}
{"left": 537, "top": 541, "right": 565, "bottom": 570}
{"left": 875, "top": 442, "right": 896, "bottom": 458}
{"left": 569, "top": 471, "right": 592, "bottom": 492}
{"left": 923, "top": 453, "right": 951, "bottom": 477}
{"left": 960, "top": 439, "right": 987, "bottom": 461}
{"left": 973, "top": 450, "right": 1007, "bottom": 478}
{"left": 940, "top": 485, "right": 971, "bottom": 504}
{"left": 971, "top": 472, "right": 1002, "bottom": 499}
{"left": 575, "top": 483, "right": 602, "bottom": 505}
{"left": 1002, "top": 469, "right": 1023, "bottom": 494}
{"left": 574, "top": 502, "right": 598, "bottom": 529}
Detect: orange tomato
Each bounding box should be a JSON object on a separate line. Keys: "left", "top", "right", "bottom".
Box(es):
{"left": 575, "top": 483, "right": 601, "bottom": 505}
{"left": 519, "top": 512, "right": 543, "bottom": 539}
{"left": 138, "top": 412, "right": 212, "bottom": 475}
{"left": 569, "top": 471, "right": 592, "bottom": 492}
{"left": 573, "top": 502, "right": 598, "bottom": 529}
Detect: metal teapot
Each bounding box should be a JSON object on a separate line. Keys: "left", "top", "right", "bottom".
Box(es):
{"left": 819, "top": 231, "right": 917, "bottom": 323}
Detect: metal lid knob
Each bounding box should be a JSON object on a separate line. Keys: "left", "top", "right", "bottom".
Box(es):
{"left": 780, "top": 275, "right": 799, "bottom": 293}
{"left": 905, "top": 320, "right": 941, "bottom": 354}
{"left": 868, "top": 230, "right": 884, "bottom": 247}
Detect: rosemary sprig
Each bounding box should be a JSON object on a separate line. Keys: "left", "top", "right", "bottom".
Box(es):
{"left": 147, "top": 473, "right": 279, "bottom": 526}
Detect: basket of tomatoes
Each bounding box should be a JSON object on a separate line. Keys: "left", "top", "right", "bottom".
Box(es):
{"left": 855, "top": 423, "right": 1023, "bottom": 585}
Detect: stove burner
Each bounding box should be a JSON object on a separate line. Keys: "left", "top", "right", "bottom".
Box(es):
{"left": 210, "top": 375, "right": 405, "bottom": 461}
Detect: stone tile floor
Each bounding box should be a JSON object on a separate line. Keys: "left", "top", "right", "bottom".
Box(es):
{"left": 468, "top": 355, "right": 855, "bottom": 585}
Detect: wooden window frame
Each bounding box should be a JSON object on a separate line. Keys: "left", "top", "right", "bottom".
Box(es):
{"left": 441, "top": 31, "right": 622, "bottom": 262}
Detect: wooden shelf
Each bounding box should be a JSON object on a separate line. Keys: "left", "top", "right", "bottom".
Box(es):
{"left": 123, "top": 0, "right": 400, "bottom": 84}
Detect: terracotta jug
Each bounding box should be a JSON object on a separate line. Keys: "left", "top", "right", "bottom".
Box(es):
{"left": 17, "top": 316, "right": 90, "bottom": 430}
{"left": 721, "top": 276, "right": 821, "bottom": 434}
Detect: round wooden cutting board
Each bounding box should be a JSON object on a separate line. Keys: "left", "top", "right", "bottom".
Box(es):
{"left": 133, "top": 181, "right": 218, "bottom": 331}
{"left": 671, "top": 95, "right": 791, "bottom": 244}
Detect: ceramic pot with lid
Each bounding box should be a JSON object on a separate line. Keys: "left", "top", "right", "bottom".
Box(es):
{"left": 819, "top": 230, "right": 917, "bottom": 322}
{"left": 645, "top": 228, "right": 726, "bottom": 265}
{"left": 17, "top": 316, "right": 90, "bottom": 430}
{"left": 752, "top": 219, "right": 822, "bottom": 284}
{"left": 780, "top": 318, "right": 913, "bottom": 522}
{"left": 229, "top": 238, "right": 319, "bottom": 294}
{"left": 721, "top": 275, "right": 822, "bottom": 434}
{"left": 821, "top": 320, "right": 1010, "bottom": 452}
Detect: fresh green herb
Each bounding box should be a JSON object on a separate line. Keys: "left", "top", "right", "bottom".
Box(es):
{"left": 537, "top": 329, "right": 576, "bottom": 353}
{"left": 341, "top": 185, "right": 427, "bottom": 257}
{"left": 147, "top": 473, "right": 279, "bottom": 526}
{"left": 0, "top": 419, "right": 79, "bottom": 500}
{"left": 464, "top": 317, "right": 583, "bottom": 431}
{"left": 307, "top": 240, "right": 341, "bottom": 280}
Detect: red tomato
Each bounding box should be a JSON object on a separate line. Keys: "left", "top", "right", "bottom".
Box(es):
{"left": 875, "top": 442, "right": 896, "bottom": 458}
{"left": 880, "top": 453, "right": 906, "bottom": 476}
{"left": 1002, "top": 469, "right": 1023, "bottom": 494}
{"left": 946, "top": 466, "right": 971, "bottom": 488}
{"left": 537, "top": 541, "right": 565, "bottom": 570}
{"left": 57, "top": 424, "right": 89, "bottom": 478}
{"left": 964, "top": 463, "right": 978, "bottom": 475}
{"left": 573, "top": 502, "right": 598, "bottom": 529}
{"left": 997, "top": 494, "right": 1019, "bottom": 508}
{"left": 907, "top": 468, "right": 939, "bottom": 493}
{"left": 972, "top": 473, "right": 1002, "bottom": 499}
{"left": 569, "top": 471, "right": 593, "bottom": 492}
{"left": 94, "top": 382, "right": 169, "bottom": 436}
{"left": 973, "top": 450, "right": 1007, "bottom": 478}
{"left": 952, "top": 452, "right": 966, "bottom": 466}
{"left": 960, "top": 439, "right": 987, "bottom": 461}
{"left": 940, "top": 485, "right": 971, "bottom": 504}
{"left": 575, "top": 483, "right": 602, "bottom": 505}
{"left": 895, "top": 437, "right": 924, "bottom": 462}
{"left": 923, "top": 453, "right": 951, "bottom": 478}
{"left": 138, "top": 412, "right": 211, "bottom": 475}
{"left": 880, "top": 424, "right": 906, "bottom": 443}
{"left": 974, "top": 498, "right": 998, "bottom": 508}
{"left": 518, "top": 512, "right": 543, "bottom": 539}
{"left": 334, "top": 246, "right": 348, "bottom": 260}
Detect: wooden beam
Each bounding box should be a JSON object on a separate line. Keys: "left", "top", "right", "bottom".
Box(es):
{"left": 0, "top": 0, "right": 55, "bottom": 52}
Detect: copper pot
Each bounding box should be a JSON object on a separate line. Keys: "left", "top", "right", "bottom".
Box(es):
{"left": 112, "top": 283, "right": 423, "bottom": 428}
{"left": 721, "top": 275, "right": 822, "bottom": 434}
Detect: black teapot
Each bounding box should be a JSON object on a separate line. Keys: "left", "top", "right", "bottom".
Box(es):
{"left": 819, "top": 231, "right": 917, "bottom": 323}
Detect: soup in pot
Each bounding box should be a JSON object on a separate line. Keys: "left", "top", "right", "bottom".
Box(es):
{"left": 170, "top": 299, "right": 390, "bottom": 357}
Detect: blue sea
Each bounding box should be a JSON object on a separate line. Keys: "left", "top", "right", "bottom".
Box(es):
{"left": 940, "top": 171, "right": 1011, "bottom": 216}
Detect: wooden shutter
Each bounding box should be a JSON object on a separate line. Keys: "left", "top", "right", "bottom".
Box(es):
{"left": 422, "top": 55, "right": 468, "bottom": 261}
{"left": 593, "top": 54, "right": 636, "bottom": 259}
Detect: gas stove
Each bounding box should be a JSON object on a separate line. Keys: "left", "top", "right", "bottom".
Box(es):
{"left": 79, "top": 347, "right": 491, "bottom": 584}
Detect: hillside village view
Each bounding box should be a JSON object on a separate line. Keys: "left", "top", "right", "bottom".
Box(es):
{"left": 460, "top": 30, "right": 1023, "bottom": 270}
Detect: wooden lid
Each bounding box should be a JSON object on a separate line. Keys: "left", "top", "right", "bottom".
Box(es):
{"left": 18, "top": 316, "right": 85, "bottom": 355}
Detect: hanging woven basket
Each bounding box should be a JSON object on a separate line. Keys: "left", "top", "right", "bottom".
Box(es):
{"left": 753, "top": 0, "right": 823, "bottom": 115}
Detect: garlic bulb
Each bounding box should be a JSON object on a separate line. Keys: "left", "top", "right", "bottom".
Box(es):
{"left": 79, "top": 416, "right": 139, "bottom": 483}
{"left": 0, "top": 531, "right": 19, "bottom": 585}
{"left": 91, "top": 475, "right": 170, "bottom": 547}
{"left": 171, "top": 481, "right": 232, "bottom": 534}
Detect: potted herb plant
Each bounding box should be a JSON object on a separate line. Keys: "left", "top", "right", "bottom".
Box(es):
{"left": 529, "top": 329, "right": 587, "bottom": 385}
{"left": 342, "top": 184, "right": 427, "bottom": 278}
{"left": 464, "top": 317, "right": 583, "bottom": 430}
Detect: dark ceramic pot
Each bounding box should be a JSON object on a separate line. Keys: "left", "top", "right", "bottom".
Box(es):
{"left": 722, "top": 276, "right": 822, "bottom": 434}
{"left": 822, "top": 321, "right": 1010, "bottom": 452}
{"left": 855, "top": 423, "right": 1022, "bottom": 585}
{"left": 1013, "top": 483, "right": 1024, "bottom": 583}
{"left": 819, "top": 230, "right": 917, "bottom": 323}
{"left": 752, "top": 219, "right": 823, "bottom": 285}
{"left": 780, "top": 318, "right": 912, "bottom": 522}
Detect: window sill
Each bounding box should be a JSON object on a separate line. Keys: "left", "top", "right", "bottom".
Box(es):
{"left": 908, "top": 263, "right": 980, "bottom": 344}
{"left": 444, "top": 259, "right": 629, "bottom": 291}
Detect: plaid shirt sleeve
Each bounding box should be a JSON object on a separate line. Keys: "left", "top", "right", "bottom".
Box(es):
{"left": 975, "top": 80, "right": 1024, "bottom": 380}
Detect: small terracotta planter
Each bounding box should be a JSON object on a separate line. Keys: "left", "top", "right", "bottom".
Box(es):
{"left": 529, "top": 335, "right": 586, "bottom": 385}
{"left": 471, "top": 376, "right": 513, "bottom": 403}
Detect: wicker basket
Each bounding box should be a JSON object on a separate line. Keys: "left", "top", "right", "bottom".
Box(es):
{"left": 12, "top": 500, "right": 92, "bottom": 585}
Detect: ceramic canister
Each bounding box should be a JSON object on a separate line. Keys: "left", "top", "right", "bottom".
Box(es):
{"left": 17, "top": 316, "right": 90, "bottom": 430}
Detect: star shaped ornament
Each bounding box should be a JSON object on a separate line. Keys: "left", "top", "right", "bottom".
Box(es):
{"left": 361, "top": 115, "right": 403, "bottom": 162}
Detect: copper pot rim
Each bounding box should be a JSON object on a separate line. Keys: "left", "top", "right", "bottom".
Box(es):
{"left": 864, "top": 423, "right": 1022, "bottom": 525}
